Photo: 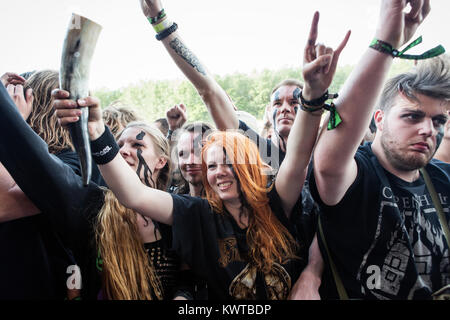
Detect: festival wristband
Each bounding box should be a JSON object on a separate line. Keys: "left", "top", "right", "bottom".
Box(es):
{"left": 153, "top": 18, "right": 173, "bottom": 33}
{"left": 156, "top": 22, "right": 178, "bottom": 41}
{"left": 90, "top": 125, "right": 120, "bottom": 165}
{"left": 369, "top": 36, "right": 445, "bottom": 60}
{"left": 148, "top": 9, "right": 166, "bottom": 24}
{"left": 323, "top": 103, "right": 342, "bottom": 130}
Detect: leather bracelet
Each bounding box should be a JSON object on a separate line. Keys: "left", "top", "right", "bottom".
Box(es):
{"left": 90, "top": 126, "right": 120, "bottom": 165}
{"left": 300, "top": 90, "right": 338, "bottom": 107}
{"left": 155, "top": 22, "right": 178, "bottom": 41}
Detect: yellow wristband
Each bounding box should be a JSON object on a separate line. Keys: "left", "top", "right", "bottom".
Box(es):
{"left": 153, "top": 18, "right": 173, "bottom": 33}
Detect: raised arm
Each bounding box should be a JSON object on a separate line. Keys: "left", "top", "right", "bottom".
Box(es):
{"left": 54, "top": 90, "right": 175, "bottom": 225}
{"left": 140, "top": 0, "right": 238, "bottom": 130}
{"left": 275, "top": 12, "right": 350, "bottom": 216}
{"left": 313, "top": 0, "right": 430, "bottom": 205}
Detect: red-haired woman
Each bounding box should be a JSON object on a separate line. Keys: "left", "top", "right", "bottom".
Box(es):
{"left": 53, "top": 12, "right": 350, "bottom": 299}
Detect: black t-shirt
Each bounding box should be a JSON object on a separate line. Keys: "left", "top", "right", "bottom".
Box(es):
{"left": 170, "top": 185, "right": 315, "bottom": 300}
{"left": 238, "top": 120, "right": 285, "bottom": 172}
{"left": 0, "top": 214, "right": 75, "bottom": 299}
{"left": 56, "top": 149, "right": 106, "bottom": 187}
{"left": 310, "top": 143, "right": 450, "bottom": 299}
{"left": 0, "top": 84, "right": 190, "bottom": 300}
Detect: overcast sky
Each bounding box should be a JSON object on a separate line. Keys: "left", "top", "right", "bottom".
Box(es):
{"left": 1, "top": 0, "right": 448, "bottom": 90}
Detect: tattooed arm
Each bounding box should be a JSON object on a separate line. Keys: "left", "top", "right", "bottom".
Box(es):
{"left": 140, "top": 0, "right": 238, "bottom": 130}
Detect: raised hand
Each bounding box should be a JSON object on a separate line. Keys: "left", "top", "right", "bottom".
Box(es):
{"left": 140, "top": 0, "right": 163, "bottom": 18}
{"left": 302, "top": 12, "right": 351, "bottom": 100}
{"left": 6, "top": 84, "right": 33, "bottom": 120}
{"left": 375, "top": 0, "right": 431, "bottom": 49}
{"left": 1, "top": 72, "right": 26, "bottom": 87}
{"left": 166, "top": 103, "right": 187, "bottom": 131}
{"left": 52, "top": 89, "right": 105, "bottom": 140}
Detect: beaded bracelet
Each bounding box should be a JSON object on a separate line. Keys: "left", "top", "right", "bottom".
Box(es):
{"left": 90, "top": 126, "right": 120, "bottom": 165}
{"left": 369, "top": 36, "right": 445, "bottom": 60}
{"left": 155, "top": 22, "right": 178, "bottom": 41}
{"left": 148, "top": 9, "right": 166, "bottom": 24}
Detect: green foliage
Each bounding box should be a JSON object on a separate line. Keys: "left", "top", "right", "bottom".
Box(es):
{"left": 93, "top": 62, "right": 414, "bottom": 124}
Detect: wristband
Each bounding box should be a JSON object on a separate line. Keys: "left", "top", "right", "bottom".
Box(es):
{"left": 369, "top": 36, "right": 445, "bottom": 60}
{"left": 153, "top": 18, "right": 173, "bottom": 33}
{"left": 148, "top": 9, "right": 166, "bottom": 24}
{"left": 300, "top": 90, "right": 338, "bottom": 107}
{"left": 156, "top": 22, "right": 178, "bottom": 41}
{"left": 90, "top": 126, "right": 120, "bottom": 165}
{"left": 323, "top": 103, "right": 342, "bottom": 130}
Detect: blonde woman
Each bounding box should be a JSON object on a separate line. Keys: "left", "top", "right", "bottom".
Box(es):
{"left": 0, "top": 87, "right": 191, "bottom": 299}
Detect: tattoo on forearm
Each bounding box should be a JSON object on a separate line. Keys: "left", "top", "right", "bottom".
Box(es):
{"left": 169, "top": 38, "right": 207, "bottom": 76}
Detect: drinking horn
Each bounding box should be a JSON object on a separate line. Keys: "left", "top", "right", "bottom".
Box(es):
{"left": 59, "top": 14, "right": 102, "bottom": 186}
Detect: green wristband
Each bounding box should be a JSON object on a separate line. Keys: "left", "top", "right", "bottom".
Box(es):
{"left": 370, "top": 36, "right": 445, "bottom": 60}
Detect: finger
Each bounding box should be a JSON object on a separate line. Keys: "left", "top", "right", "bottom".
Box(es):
{"left": 179, "top": 103, "right": 186, "bottom": 112}
{"left": 25, "top": 88, "right": 34, "bottom": 104}
{"left": 306, "top": 11, "right": 319, "bottom": 46}
{"left": 315, "top": 43, "right": 326, "bottom": 59}
{"left": 334, "top": 30, "right": 351, "bottom": 56}
{"left": 406, "top": 0, "right": 424, "bottom": 20}
{"left": 323, "top": 47, "right": 334, "bottom": 74}
{"left": 303, "top": 54, "right": 332, "bottom": 76}
{"left": 327, "top": 30, "right": 351, "bottom": 75}
{"left": 14, "top": 84, "right": 25, "bottom": 100}
{"left": 9, "top": 73, "right": 26, "bottom": 83}
{"left": 58, "top": 116, "right": 80, "bottom": 127}
{"left": 78, "top": 96, "right": 101, "bottom": 109}
{"left": 55, "top": 108, "right": 82, "bottom": 120}
{"left": 53, "top": 98, "right": 78, "bottom": 110}
{"left": 421, "top": 0, "right": 431, "bottom": 20}
{"left": 304, "top": 11, "right": 320, "bottom": 62}
{"left": 51, "top": 88, "right": 70, "bottom": 99}
{"left": 7, "top": 84, "right": 15, "bottom": 97}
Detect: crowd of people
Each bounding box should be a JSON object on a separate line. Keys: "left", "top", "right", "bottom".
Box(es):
{"left": 0, "top": 0, "right": 449, "bottom": 300}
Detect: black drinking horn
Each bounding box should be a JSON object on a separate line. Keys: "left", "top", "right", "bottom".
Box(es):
{"left": 59, "top": 14, "right": 102, "bottom": 186}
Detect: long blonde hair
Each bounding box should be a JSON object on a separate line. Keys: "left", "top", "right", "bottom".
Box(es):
{"left": 202, "top": 131, "right": 298, "bottom": 273}
{"left": 24, "top": 70, "right": 74, "bottom": 154}
{"left": 96, "top": 122, "right": 171, "bottom": 300}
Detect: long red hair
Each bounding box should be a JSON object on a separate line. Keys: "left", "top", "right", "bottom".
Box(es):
{"left": 201, "top": 131, "right": 298, "bottom": 272}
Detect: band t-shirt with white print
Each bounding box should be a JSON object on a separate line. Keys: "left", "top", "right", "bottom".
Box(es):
{"left": 310, "top": 143, "right": 450, "bottom": 299}
{"left": 169, "top": 185, "right": 316, "bottom": 300}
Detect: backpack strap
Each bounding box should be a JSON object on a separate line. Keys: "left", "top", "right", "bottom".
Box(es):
{"left": 318, "top": 215, "right": 349, "bottom": 300}
{"left": 420, "top": 167, "right": 450, "bottom": 250}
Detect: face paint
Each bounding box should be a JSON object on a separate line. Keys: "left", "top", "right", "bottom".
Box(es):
{"left": 293, "top": 88, "right": 301, "bottom": 115}
{"left": 293, "top": 87, "right": 301, "bottom": 100}
{"left": 273, "top": 90, "right": 280, "bottom": 103}
{"left": 139, "top": 213, "right": 150, "bottom": 227}
{"left": 136, "top": 131, "right": 145, "bottom": 141}
{"left": 134, "top": 131, "right": 156, "bottom": 188}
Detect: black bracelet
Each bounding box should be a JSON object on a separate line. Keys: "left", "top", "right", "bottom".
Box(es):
{"left": 155, "top": 22, "right": 178, "bottom": 41}
{"left": 90, "top": 126, "right": 120, "bottom": 165}
{"left": 300, "top": 90, "right": 338, "bottom": 107}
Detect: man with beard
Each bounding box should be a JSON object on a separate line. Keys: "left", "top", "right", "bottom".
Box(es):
{"left": 310, "top": 0, "right": 450, "bottom": 299}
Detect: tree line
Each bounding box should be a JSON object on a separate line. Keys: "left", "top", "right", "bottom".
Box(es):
{"left": 94, "top": 61, "right": 413, "bottom": 124}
